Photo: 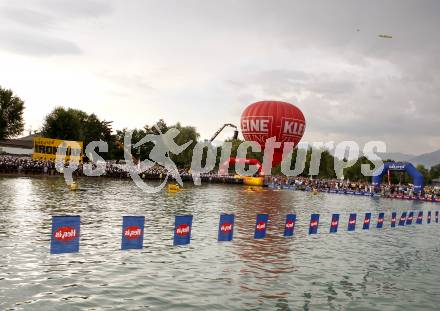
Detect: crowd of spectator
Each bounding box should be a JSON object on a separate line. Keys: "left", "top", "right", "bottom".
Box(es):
{"left": 268, "top": 175, "right": 440, "bottom": 201}
{"left": 0, "top": 155, "right": 241, "bottom": 184}
{"left": 1, "top": 154, "right": 439, "bottom": 200}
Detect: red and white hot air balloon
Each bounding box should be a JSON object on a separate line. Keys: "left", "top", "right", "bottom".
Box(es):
{"left": 240, "top": 100, "right": 306, "bottom": 167}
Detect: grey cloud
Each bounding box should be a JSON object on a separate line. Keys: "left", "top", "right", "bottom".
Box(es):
{"left": 98, "top": 71, "right": 155, "bottom": 93}
{"left": 0, "top": 7, "right": 55, "bottom": 29}
{"left": 0, "top": 0, "right": 112, "bottom": 56}
{"left": 229, "top": 65, "right": 439, "bottom": 153}
{"left": 0, "top": 29, "right": 81, "bottom": 56}
{"left": 35, "top": 0, "right": 112, "bottom": 19}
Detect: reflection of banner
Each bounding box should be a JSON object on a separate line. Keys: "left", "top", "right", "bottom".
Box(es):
{"left": 174, "top": 215, "right": 193, "bottom": 246}
{"left": 33, "top": 137, "right": 83, "bottom": 162}
{"left": 377, "top": 213, "right": 384, "bottom": 229}
{"left": 398, "top": 212, "right": 407, "bottom": 226}
{"left": 363, "top": 213, "right": 371, "bottom": 230}
{"left": 284, "top": 214, "right": 296, "bottom": 237}
{"left": 427, "top": 211, "right": 432, "bottom": 224}
{"left": 330, "top": 214, "right": 339, "bottom": 233}
{"left": 50, "top": 215, "right": 80, "bottom": 254}
{"left": 121, "top": 216, "right": 145, "bottom": 250}
{"left": 218, "top": 214, "right": 234, "bottom": 242}
{"left": 254, "top": 214, "right": 268, "bottom": 239}
{"left": 436, "top": 211, "right": 439, "bottom": 223}
{"left": 309, "top": 214, "right": 319, "bottom": 235}
{"left": 391, "top": 212, "right": 397, "bottom": 228}
{"left": 348, "top": 213, "right": 356, "bottom": 231}
{"left": 406, "top": 212, "right": 414, "bottom": 225}
{"left": 416, "top": 211, "right": 423, "bottom": 224}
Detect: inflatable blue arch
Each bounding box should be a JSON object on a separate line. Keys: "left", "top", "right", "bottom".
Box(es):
{"left": 372, "top": 162, "right": 424, "bottom": 193}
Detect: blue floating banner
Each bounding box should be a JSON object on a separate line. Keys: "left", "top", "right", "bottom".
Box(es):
{"left": 406, "top": 212, "right": 414, "bottom": 225}
{"left": 309, "top": 214, "right": 319, "bottom": 235}
{"left": 376, "top": 213, "right": 384, "bottom": 229}
{"left": 254, "top": 214, "right": 269, "bottom": 239}
{"left": 173, "top": 215, "right": 193, "bottom": 246}
{"left": 284, "top": 214, "right": 296, "bottom": 237}
{"left": 436, "top": 211, "right": 439, "bottom": 223}
{"left": 347, "top": 213, "right": 356, "bottom": 231}
{"left": 391, "top": 212, "right": 397, "bottom": 228}
{"left": 416, "top": 211, "right": 423, "bottom": 225}
{"left": 50, "top": 215, "right": 80, "bottom": 254}
{"left": 363, "top": 213, "right": 371, "bottom": 230}
{"left": 427, "top": 211, "right": 432, "bottom": 224}
{"left": 329, "top": 214, "right": 340, "bottom": 233}
{"left": 121, "top": 216, "right": 145, "bottom": 250}
{"left": 398, "top": 212, "right": 407, "bottom": 226}
{"left": 218, "top": 214, "right": 235, "bottom": 242}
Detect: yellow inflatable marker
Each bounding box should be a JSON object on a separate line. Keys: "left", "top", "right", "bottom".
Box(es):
{"left": 244, "top": 186, "right": 267, "bottom": 193}
{"left": 69, "top": 182, "right": 79, "bottom": 191}
{"left": 242, "top": 176, "right": 264, "bottom": 187}
{"left": 167, "top": 184, "right": 181, "bottom": 193}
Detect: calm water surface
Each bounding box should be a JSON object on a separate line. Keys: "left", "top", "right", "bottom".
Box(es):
{"left": 1, "top": 176, "right": 440, "bottom": 310}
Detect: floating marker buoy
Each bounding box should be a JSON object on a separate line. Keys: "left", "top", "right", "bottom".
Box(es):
{"left": 243, "top": 176, "right": 264, "bottom": 187}
{"left": 167, "top": 184, "right": 181, "bottom": 193}
{"left": 69, "top": 182, "right": 79, "bottom": 191}
{"left": 244, "top": 186, "right": 267, "bottom": 193}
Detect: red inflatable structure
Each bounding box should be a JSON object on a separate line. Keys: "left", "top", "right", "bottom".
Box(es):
{"left": 218, "top": 157, "right": 263, "bottom": 175}
{"left": 240, "top": 101, "right": 306, "bottom": 167}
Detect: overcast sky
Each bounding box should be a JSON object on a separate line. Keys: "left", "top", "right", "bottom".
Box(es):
{"left": 0, "top": 0, "right": 439, "bottom": 154}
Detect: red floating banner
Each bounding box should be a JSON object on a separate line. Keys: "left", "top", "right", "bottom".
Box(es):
{"left": 330, "top": 214, "right": 339, "bottom": 233}
{"left": 347, "top": 213, "right": 356, "bottom": 231}
{"left": 406, "top": 212, "right": 414, "bottom": 225}
{"left": 416, "top": 211, "right": 423, "bottom": 225}
{"left": 174, "top": 215, "right": 193, "bottom": 246}
{"left": 363, "top": 213, "right": 371, "bottom": 230}
{"left": 376, "top": 213, "right": 384, "bottom": 229}
{"left": 50, "top": 215, "right": 80, "bottom": 254}
{"left": 309, "top": 214, "right": 319, "bottom": 235}
{"left": 254, "top": 214, "right": 269, "bottom": 239}
{"left": 284, "top": 214, "right": 296, "bottom": 237}
{"left": 121, "top": 216, "right": 145, "bottom": 250}
{"left": 391, "top": 212, "right": 397, "bottom": 228}
{"left": 218, "top": 214, "right": 235, "bottom": 242}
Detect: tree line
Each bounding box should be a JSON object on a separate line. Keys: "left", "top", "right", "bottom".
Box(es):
{"left": 1, "top": 86, "right": 439, "bottom": 183}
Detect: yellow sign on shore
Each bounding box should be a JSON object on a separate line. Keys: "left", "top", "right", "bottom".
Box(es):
{"left": 32, "top": 137, "right": 83, "bottom": 162}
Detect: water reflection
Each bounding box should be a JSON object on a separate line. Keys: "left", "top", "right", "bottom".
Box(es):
{"left": 1, "top": 177, "right": 440, "bottom": 310}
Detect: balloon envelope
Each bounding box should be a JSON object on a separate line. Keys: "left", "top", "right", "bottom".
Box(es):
{"left": 240, "top": 100, "right": 306, "bottom": 167}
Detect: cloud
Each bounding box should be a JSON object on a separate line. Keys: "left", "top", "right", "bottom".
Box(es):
{"left": 34, "top": 0, "right": 112, "bottom": 19}
{"left": 0, "top": 29, "right": 81, "bottom": 56}
{"left": 228, "top": 58, "right": 440, "bottom": 153}
{"left": 98, "top": 71, "right": 155, "bottom": 95}
{"left": 1, "top": 0, "right": 439, "bottom": 154}
{"left": 0, "top": 0, "right": 112, "bottom": 57}
{"left": 0, "top": 7, "right": 55, "bottom": 29}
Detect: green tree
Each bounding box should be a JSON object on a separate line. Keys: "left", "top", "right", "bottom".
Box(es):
{"left": 430, "top": 163, "right": 440, "bottom": 180}
{"left": 169, "top": 122, "right": 199, "bottom": 167}
{"left": 344, "top": 156, "right": 374, "bottom": 182}
{"left": 416, "top": 164, "right": 431, "bottom": 184}
{"left": 0, "top": 86, "right": 25, "bottom": 139}
{"left": 115, "top": 120, "right": 200, "bottom": 167}
{"left": 41, "top": 107, "right": 115, "bottom": 159}
{"left": 319, "top": 150, "right": 337, "bottom": 179}
{"left": 42, "top": 107, "right": 85, "bottom": 141}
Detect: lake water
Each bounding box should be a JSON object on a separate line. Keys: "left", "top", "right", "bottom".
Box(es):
{"left": 1, "top": 176, "right": 440, "bottom": 310}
